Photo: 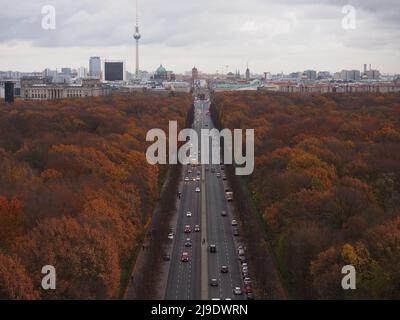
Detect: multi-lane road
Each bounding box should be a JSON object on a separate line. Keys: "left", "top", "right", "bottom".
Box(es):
{"left": 165, "top": 95, "right": 246, "bottom": 300}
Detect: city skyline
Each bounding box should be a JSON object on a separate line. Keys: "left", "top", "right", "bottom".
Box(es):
{"left": 0, "top": 0, "right": 399, "bottom": 74}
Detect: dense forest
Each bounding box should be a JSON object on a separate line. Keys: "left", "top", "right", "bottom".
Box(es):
{"left": 0, "top": 93, "right": 191, "bottom": 299}
{"left": 213, "top": 91, "right": 400, "bottom": 299}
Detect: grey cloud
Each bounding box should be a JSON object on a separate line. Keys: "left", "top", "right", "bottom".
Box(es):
{"left": 0, "top": 0, "right": 399, "bottom": 73}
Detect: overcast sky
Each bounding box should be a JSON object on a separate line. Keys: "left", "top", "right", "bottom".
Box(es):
{"left": 0, "top": 0, "right": 399, "bottom": 74}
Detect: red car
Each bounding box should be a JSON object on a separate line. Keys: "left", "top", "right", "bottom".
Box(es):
{"left": 181, "top": 252, "right": 190, "bottom": 262}
{"left": 184, "top": 225, "right": 192, "bottom": 233}
{"left": 244, "top": 285, "right": 253, "bottom": 294}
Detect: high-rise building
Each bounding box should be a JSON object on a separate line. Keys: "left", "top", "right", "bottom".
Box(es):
{"left": 245, "top": 65, "right": 250, "bottom": 81}
{"left": 5, "top": 81, "right": 14, "bottom": 103}
{"left": 61, "top": 68, "right": 72, "bottom": 76}
{"left": 104, "top": 61, "right": 125, "bottom": 81}
{"left": 89, "top": 57, "right": 101, "bottom": 78}
{"left": 43, "top": 68, "right": 57, "bottom": 81}
{"left": 133, "top": 0, "right": 141, "bottom": 78}
{"left": 365, "top": 69, "right": 380, "bottom": 80}
{"left": 77, "top": 67, "right": 88, "bottom": 79}
{"left": 317, "top": 71, "right": 331, "bottom": 80}
{"left": 340, "top": 70, "right": 360, "bottom": 81}
{"left": 303, "top": 70, "right": 317, "bottom": 81}
{"left": 192, "top": 66, "right": 198, "bottom": 85}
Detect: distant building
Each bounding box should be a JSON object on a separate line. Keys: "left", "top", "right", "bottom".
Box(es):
{"left": 317, "top": 71, "right": 331, "bottom": 80}
{"left": 89, "top": 57, "right": 101, "bottom": 78}
{"left": 340, "top": 70, "right": 361, "bottom": 81}
{"left": 289, "top": 72, "right": 303, "bottom": 80}
{"left": 61, "top": 68, "right": 72, "bottom": 76}
{"left": 303, "top": 70, "right": 317, "bottom": 81}
{"left": 21, "top": 77, "right": 110, "bottom": 100}
{"left": 191, "top": 66, "right": 198, "bottom": 85}
{"left": 153, "top": 64, "right": 175, "bottom": 84}
{"left": 245, "top": 67, "right": 250, "bottom": 81}
{"left": 104, "top": 61, "right": 125, "bottom": 81}
{"left": 43, "top": 68, "right": 58, "bottom": 81}
{"left": 4, "top": 81, "right": 14, "bottom": 103}
{"left": 365, "top": 69, "right": 380, "bottom": 80}
{"left": 77, "top": 67, "right": 88, "bottom": 79}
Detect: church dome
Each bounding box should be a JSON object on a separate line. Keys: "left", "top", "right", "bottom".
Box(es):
{"left": 156, "top": 64, "right": 167, "bottom": 75}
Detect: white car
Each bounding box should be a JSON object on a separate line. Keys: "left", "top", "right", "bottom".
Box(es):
{"left": 186, "top": 211, "right": 192, "bottom": 217}
{"left": 232, "top": 220, "right": 238, "bottom": 226}
{"left": 233, "top": 287, "right": 243, "bottom": 295}
{"left": 195, "top": 187, "right": 201, "bottom": 193}
{"left": 168, "top": 233, "right": 174, "bottom": 240}
{"left": 184, "top": 177, "right": 189, "bottom": 182}
{"left": 196, "top": 176, "right": 200, "bottom": 181}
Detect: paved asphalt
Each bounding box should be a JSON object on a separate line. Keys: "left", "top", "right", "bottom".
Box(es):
{"left": 165, "top": 96, "right": 245, "bottom": 300}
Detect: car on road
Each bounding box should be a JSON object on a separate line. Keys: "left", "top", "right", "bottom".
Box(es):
{"left": 244, "top": 285, "right": 253, "bottom": 294}
{"left": 210, "top": 278, "right": 218, "bottom": 287}
{"left": 168, "top": 233, "right": 174, "bottom": 240}
{"left": 233, "top": 228, "right": 239, "bottom": 236}
{"left": 185, "top": 238, "right": 192, "bottom": 247}
{"left": 238, "top": 249, "right": 245, "bottom": 256}
{"left": 221, "top": 210, "right": 227, "bottom": 217}
{"left": 232, "top": 220, "right": 238, "bottom": 226}
{"left": 222, "top": 175, "right": 227, "bottom": 181}
{"left": 194, "top": 225, "right": 201, "bottom": 232}
{"left": 216, "top": 173, "right": 221, "bottom": 178}
{"left": 239, "top": 256, "right": 247, "bottom": 263}
{"left": 184, "top": 177, "right": 189, "bottom": 182}
{"left": 243, "top": 271, "right": 250, "bottom": 278}
{"left": 192, "top": 177, "right": 196, "bottom": 182}
{"left": 181, "top": 252, "right": 190, "bottom": 262}
{"left": 188, "top": 169, "right": 192, "bottom": 174}
{"left": 221, "top": 266, "right": 229, "bottom": 273}
{"left": 184, "top": 225, "right": 192, "bottom": 233}
{"left": 244, "top": 277, "right": 252, "bottom": 285}
{"left": 233, "top": 287, "right": 243, "bottom": 295}
{"left": 186, "top": 211, "right": 192, "bottom": 217}
{"left": 246, "top": 292, "right": 255, "bottom": 300}
{"left": 242, "top": 266, "right": 249, "bottom": 273}
{"left": 163, "top": 254, "right": 171, "bottom": 261}
{"left": 209, "top": 244, "right": 217, "bottom": 253}
{"left": 196, "top": 176, "right": 200, "bottom": 181}
{"left": 195, "top": 187, "right": 201, "bottom": 192}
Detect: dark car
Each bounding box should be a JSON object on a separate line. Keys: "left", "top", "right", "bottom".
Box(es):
{"left": 185, "top": 238, "right": 192, "bottom": 247}
{"left": 210, "top": 278, "right": 218, "bottom": 287}
{"left": 209, "top": 244, "right": 217, "bottom": 253}
{"left": 162, "top": 254, "right": 171, "bottom": 261}
{"left": 246, "top": 292, "right": 255, "bottom": 300}
{"left": 233, "top": 228, "right": 239, "bottom": 236}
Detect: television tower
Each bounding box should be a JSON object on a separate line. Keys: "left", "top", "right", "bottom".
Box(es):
{"left": 133, "top": 0, "right": 141, "bottom": 78}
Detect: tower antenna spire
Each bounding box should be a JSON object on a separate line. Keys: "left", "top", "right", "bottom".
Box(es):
{"left": 134, "top": 0, "right": 141, "bottom": 78}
